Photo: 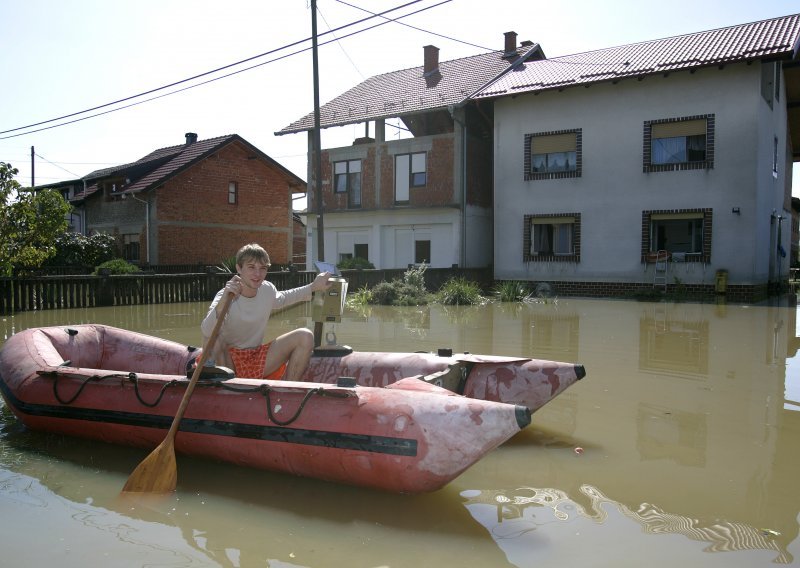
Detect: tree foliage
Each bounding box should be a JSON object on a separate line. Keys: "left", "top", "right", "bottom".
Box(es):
{"left": 0, "top": 162, "right": 72, "bottom": 275}
{"left": 45, "top": 232, "right": 117, "bottom": 268}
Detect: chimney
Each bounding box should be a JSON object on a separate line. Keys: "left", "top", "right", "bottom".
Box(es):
{"left": 503, "top": 31, "right": 518, "bottom": 58}
{"left": 185, "top": 132, "right": 198, "bottom": 145}
{"left": 423, "top": 45, "right": 439, "bottom": 76}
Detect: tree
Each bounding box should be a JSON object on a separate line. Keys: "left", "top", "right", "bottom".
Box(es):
{"left": 45, "top": 232, "right": 117, "bottom": 268}
{"left": 0, "top": 162, "right": 72, "bottom": 276}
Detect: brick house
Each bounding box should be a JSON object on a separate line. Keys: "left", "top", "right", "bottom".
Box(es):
{"left": 277, "top": 33, "right": 544, "bottom": 270}
{"left": 46, "top": 133, "right": 305, "bottom": 267}
{"left": 476, "top": 14, "right": 800, "bottom": 301}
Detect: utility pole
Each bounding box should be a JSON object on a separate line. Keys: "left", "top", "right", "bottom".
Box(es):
{"left": 311, "top": 0, "right": 324, "bottom": 262}
{"left": 311, "top": 0, "right": 325, "bottom": 347}
{"left": 30, "top": 146, "right": 34, "bottom": 189}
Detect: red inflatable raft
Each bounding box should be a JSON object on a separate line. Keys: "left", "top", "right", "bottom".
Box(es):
{"left": 0, "top": 324, "right": 530, "bottom": 493}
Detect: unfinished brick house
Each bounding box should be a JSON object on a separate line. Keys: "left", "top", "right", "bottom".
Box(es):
{"left": 277, "top": 33, "right": 544, "bottom": 270}
{"left": 48, "top": 133, "right": 305, "bottom": 267}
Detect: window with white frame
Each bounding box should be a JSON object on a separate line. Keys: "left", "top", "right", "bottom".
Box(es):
{"left": 523, "top": 214, "right": 580, "bottom": 262}
{"left": 644, "top": 116, "right": 714, "bottom": 172}
{"left": 395, "top": 152, "right": 426, "bottom": 203}
{"left": 228, "top": 181, "right": 238, "bottom": 204}
{"left": 333, "top": 159, "right": 362, "bottom": 207}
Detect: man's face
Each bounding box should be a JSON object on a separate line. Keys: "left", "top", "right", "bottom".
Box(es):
{"left": 237, "top": 258, "right": 269, "bottom": 290}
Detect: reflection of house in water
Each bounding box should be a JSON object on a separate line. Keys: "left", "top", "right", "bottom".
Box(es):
{"left": 639, "top": 304, "right": 709, "bottom": 377}
{"left": 462, "top": 485, "right": 792, "bottom": 564}
{"left": 524, "top": 305, "right": 580, "bottom": 363}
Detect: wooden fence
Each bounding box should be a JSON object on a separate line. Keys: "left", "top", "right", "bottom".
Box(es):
{"left": 0, "top": 267, "right": 490, "bottom": 314}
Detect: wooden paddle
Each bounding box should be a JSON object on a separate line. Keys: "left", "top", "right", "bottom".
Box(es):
{"left": 121, "top": 291, "right": 234, "bottom": 493}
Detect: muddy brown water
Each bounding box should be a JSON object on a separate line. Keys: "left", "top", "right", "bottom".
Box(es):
{"left": 1, "top": 296, "right": 799, "bottom": 567}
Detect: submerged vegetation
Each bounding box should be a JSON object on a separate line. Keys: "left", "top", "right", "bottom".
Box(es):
{"left": 346, "top": 267, "right": 554, "bottom": 307}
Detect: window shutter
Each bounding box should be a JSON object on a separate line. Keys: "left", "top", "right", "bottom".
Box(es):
{"left": 533, "top": 133, "right": 576, "bottom": 154}
{"left": 651, "top": 120, "right": 706, "bottom": 138}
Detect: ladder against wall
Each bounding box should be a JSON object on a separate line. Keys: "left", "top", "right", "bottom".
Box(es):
{"left": 653, "top": 250, "right": 669, "bottom": 289}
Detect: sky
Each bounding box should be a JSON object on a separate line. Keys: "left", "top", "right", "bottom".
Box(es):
{"left": 1, "top": 0, "right": 798, "bottom": 208}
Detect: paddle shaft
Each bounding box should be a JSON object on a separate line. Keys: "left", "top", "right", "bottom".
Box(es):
{"left": 163, "top": 291, "right": 233, "bottom": 440}
{"left": 122, "top": 291, "right": 234, "bottom": 493}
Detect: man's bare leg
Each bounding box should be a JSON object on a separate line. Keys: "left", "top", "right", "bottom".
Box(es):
{"left": 263, "top": 328, "right": 314, "bottom": 379}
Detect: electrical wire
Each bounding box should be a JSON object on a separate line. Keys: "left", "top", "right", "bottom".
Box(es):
{"left": 0, "top": 0, "right": 437, "bottom": 138}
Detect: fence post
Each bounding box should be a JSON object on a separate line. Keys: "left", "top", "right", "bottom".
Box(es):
{"left": 96, "top": 270, "right": 114, "bottom": 306}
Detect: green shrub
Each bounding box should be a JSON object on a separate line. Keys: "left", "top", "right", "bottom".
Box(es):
{"left": 216, "top": 255, "right": 237, "bottom": 273}
{"left": 436, "top": 277, "right": 484, "bottom": 306}
{"left": 346, "top": 286, "right": 373, "bottom": 306}
{"left": 93, "top": 258, "right": 141, "bottom": 275}
{"left": 493, "top": 280, "right": 531, "bottom": 302}
{"left": 45, "top": 232, "right": 117, "bottom": 267}
{"left": 337, "top": 257, "right": 374, "bottom": 270}
{"left": 366, "top": 266, "right": 431, "bottom": 306}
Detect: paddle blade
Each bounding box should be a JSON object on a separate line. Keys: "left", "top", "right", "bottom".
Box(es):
{"left": 121, "top": 440, "right": 178, "bottom": 494}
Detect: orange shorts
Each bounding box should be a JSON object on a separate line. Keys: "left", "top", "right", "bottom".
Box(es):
{"left": 228, "top": 342, "right": 287, "bottom": 380}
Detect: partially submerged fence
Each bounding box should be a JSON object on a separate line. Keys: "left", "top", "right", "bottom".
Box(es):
{"left": 0, "top": 267, "right": 489, "bottom": 314}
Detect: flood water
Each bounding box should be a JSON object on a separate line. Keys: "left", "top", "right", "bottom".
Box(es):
{"left": 1, "top": 295, "right": 799, "bottom": 567}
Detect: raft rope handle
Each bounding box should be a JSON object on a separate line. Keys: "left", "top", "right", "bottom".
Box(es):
{"left": 49, "top": 371, "right": 132, "bottom": 405}
{"left": 47, "top": 370, "right": 180, "bottom": 407}
{"left": 214, "top": 383, "right": 352, "bottom": 426}
{"left": 127, "top": 374, "right": 180, "bottom": 408}
{"left": 262, "top": 385, "right": 323, "bottom": 426}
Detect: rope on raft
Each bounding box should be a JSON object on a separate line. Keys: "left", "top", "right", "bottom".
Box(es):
{"left": 45, "top": 370, "right": 354, "bottom": 425}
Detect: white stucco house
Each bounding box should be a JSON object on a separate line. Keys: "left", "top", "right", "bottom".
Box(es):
{"left": 474, "top": 14, "right": 800, "bottom": 302}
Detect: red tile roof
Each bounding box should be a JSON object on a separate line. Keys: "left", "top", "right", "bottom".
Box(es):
{"left": 72, "top": 134, "right": 304, "bottom": 200}
{"left": 474, "top": 13, "right": 800, "bottom": 99}
{"left": 276, "top": 44, "right": 544, "bottom": 135}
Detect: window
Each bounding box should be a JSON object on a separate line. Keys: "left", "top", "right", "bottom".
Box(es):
{"left": 228, "top": 181, "right": 238, "bottom": 204}
{"left": 773, "top": 137, "right": 779, "bottom": 177}
{"left": 354, "top": 243, "right": 368, "bottom": 261}
{"left": 642, "top": 209, "right": 712, "bottom": 263}
{"left": 395, "top": 152, "right": 427, "bottom": 203}
{"left": 333, "top": 160, "right": 362, "bottom": 207}
{"left": 415, "top": 240, "right": 431, "bottom": 264}
{"left": 523, "top": 214, "right": 581, "bottom": 262}
{"left": 122, "top": 234, "right": 140, "bottom": 263}
{"left": 525, "top": 130, "right": 581, "bottom": 180}
{"left": 644, "top": 116, "right": 714, "bottom": 172}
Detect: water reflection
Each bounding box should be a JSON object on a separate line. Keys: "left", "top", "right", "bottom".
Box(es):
{"left": 1, "top": 297, "right": 800, "bottom": 566}
{"left": 462, "top": 485, "right": 790, "bottom": 564}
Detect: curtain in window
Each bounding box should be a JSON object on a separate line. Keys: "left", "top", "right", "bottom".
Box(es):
{"left": 533, "top": 224, "right": 553, "bottom": 254}
{"left": 652, "top": 136, "right": 685, "bottom": 164}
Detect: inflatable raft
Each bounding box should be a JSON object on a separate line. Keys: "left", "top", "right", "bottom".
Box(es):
{"left": 0, "top": 324, "right": 531, "bottom": 493}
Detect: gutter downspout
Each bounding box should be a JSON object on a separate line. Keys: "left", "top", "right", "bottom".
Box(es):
{"left": 129, "top": 192, "right": 150, "bottom": 265}
{"left": 448, "top": 105, "right": 467, "bottom": 267}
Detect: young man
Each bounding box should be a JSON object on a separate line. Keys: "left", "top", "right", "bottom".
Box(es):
{"left": 200, "top": 243, "right": 331, "bottom": 380}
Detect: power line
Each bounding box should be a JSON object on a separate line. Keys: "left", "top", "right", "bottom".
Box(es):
{"left": 334, "top": 0, "right": 492, "bottom": 51}
{"left": 0, "top": 0, "right": 437, "bottom": 138}
{"left": 34, "top": 153, "right": 81, "bottom": 178}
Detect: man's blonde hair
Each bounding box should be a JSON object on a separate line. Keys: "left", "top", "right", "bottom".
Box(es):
{"left": 236, "top": 243, "right": 271, "bottom": 267}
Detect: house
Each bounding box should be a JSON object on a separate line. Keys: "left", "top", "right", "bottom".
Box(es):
{"left": 277, "top": 33, "right": 545, "bottom": 270}
{"left": 473, "top": 14, "right": 800, "bottom": 302}
{"left": 43, "top": 133, "right": 305, "bottom": 267}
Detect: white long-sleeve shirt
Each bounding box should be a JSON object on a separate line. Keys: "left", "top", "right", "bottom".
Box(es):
{"left": 200, "top": 280, "right": 313, "bottom": 369}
